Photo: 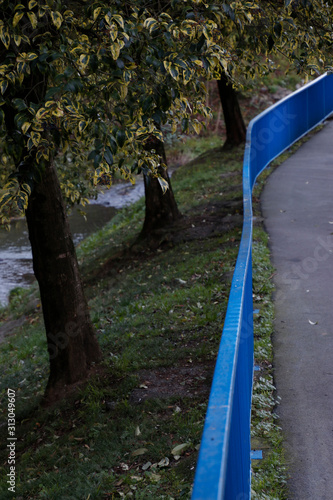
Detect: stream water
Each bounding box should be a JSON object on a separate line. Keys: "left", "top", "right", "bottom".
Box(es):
{"left": 0, "top": 180, "right": 145, "bottom": 306}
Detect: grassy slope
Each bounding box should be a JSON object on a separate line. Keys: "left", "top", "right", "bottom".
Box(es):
{"left": 0, "top": 138, "right": 244, "bottom": 499}
{"left": 0, "top": 66, "right": 305, "bottom": 498}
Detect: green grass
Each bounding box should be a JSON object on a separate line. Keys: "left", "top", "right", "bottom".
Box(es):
{"left": 0, "top": 117, "right": 300, "bottom": 498}
{"left": 166, "top": 133, "right": 224, "bottom": 167}
{"left": 0, "top": 138, "right": 247, "bottom": 500}
{"left": 251, "top": 228, "right": 287, "bottom": 500}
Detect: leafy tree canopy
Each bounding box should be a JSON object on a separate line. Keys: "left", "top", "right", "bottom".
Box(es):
{"left": 1, "top": 0, "right": 325, "bottom": 224}
{"left": 0, "top": 0, "right": 226, "bottom": 221}
{"left": 268, "top": 0, "right": 333, "bottom": 76}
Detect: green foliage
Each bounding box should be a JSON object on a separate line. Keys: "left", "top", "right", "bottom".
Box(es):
{"left": 263, "top": 0, "right": 333, "bottom": 76}
{"left": 2, "top": 0, "right": 322, "bottom": 223}
{"left": 0, "top": 0, "right": 235, "bottom": 223}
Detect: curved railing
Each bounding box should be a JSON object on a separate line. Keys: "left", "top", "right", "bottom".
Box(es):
{"left": 191, "top": 72, "right": 333, "bottom": 500}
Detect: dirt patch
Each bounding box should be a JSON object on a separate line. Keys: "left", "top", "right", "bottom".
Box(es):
{"left": 129, "top": 362, "right": 215, "bottom": 404}
{"left": 166, "top": 213, "right": 243, "bottom": 245}
{"left": 138, "top": 194, "right": 243, "bottom": 248}
{"left": 87, "top": 192, "right": 244, "bottom": 286}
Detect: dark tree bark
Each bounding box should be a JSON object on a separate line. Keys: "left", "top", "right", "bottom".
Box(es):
{"left": 25, "top": 160, "right": 102, "bottom": 401}
{"left": 140, "top": 135, "right": 181, "bottom": 237}
{"left": 2, "top": 44, "right": 102, "bottom": 401}
{"left": 217, "top": 70, "right": 247, "bottom": 148}
{"left": 0, "top": 10, "right": 103, "bottom": 400}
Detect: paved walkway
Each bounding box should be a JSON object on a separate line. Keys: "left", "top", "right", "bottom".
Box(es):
{"left": 261, "top": 120, "right": 333, "bottom": 500}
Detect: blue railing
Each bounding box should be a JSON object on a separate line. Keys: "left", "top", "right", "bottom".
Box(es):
{"left": 191, "top": 72, "right": 333, "bottom": 500}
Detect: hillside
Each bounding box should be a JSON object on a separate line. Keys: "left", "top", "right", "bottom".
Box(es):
{"left": 0, "top": 78, "right": 298, "bottom": 498}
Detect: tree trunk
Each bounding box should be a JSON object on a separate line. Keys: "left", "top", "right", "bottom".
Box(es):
{"left": 1, "top": 18, "right": 102, "bottom": 403}
{"left": 217, "top": 70, "right": 246, "bottom": 148}
{"left": 140, "top": 136, "right": 181, "bottom": 237}
{"left": 25, "top": 160, "right": 102, "bottom": 402}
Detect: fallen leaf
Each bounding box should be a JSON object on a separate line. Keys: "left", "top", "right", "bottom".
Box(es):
{"left": 149, "top": 473, "right": 161, "bottom": 482}
{"left": 132, "top": 448, "right": 148, "bottom": 457}
{"left": 135, "top": 426, "right": 141, "bottom": 437}
{"left": 142, "top": 461, "right": 152, "bottom": 471}
{"left": 171, "top": 443, "right": 190, "bottom": 456}
{"left": 158, "top": 457, "right": 170, "bottom": 467}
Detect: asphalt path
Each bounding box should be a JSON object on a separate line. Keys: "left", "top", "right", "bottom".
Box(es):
{"left": 261, "top": 120, "right": 333, "bottom": 500}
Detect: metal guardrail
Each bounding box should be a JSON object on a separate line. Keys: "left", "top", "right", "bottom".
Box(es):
{"left": 191, "top": 72, "right": 333, "bottom": 500}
